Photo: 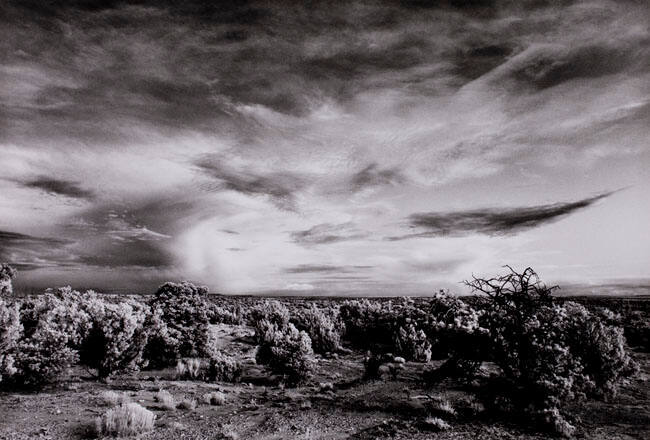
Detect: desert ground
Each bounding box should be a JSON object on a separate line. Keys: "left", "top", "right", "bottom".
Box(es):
{"left": 1, "top": 295, "right": 648, "bottom": 440}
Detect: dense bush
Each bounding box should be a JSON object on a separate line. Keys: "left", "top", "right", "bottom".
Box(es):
{"left": 394, "top": 323, "right": 432, "bottom": 362}
{"left": 146, "top": 282, "right": 212, "bottom": 367}
{"left": 249, "top": 300, "right": 290, "bottom": 332}
{"left": 292, "top": 305, "right": 341, "bottom": 355}
{"left": 0, "top": 297, "right": 21, "bottom": 383}
{"left": 463, "top": 267, "right": 637, "bottom": 435}
{"left": 79, "top": 298, "right": 149, "bottom": 378}
{"left": 255, "top": 319, "right": 314, "bottom": 385}
{"left": 0, "top": 264, "right": 17, "bottom": 296}
{"left": 205, "top": 352, "right": 243, "bottom": 383}
{"left": 339, "top": 299, "right": 396, "bottom": 349}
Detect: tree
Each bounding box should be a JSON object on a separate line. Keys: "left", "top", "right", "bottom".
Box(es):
{"left": 0, "top": 264, "right": 17, "bottom": 296}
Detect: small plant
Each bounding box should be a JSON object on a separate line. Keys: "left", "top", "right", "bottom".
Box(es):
{"left": 202, "top": 391, "right": 226, "bottom": 406}
{"left": 100, "top": 390, "right": 130, "bottom": 407}
{"left": 176, "top": 358, "right": 202, "bottom": 380}
{"left": 0, "top": 297, "right": 21, "bottom": 383}
{"left": 176, "top": 398, "right": 197, "bottom": 410}
{"left": 205, "top": 352, "right": 242, "bottom": 383}
{"left": 95, "top": 402, "right": 155, "bottom": 437}
{"left": 292, "top": 305, "right": 341, "bottom": 355}
{"left": 394, "top": 323, "right": 432, "bottom": 362}
{"left": 423, "top": 416, "right": 450, "bottom": 431}
{"left": 255, "top": 320, "right": 314, "bottom": 386}
{"left": 154, "top": 390, "right": 176, "bottom": 410}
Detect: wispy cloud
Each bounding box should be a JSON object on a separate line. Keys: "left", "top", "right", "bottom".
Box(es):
{"left": 389, "top": 192, "right": 614, "bottom": 240}
{"left": 19, "top": 176, "right": 95, "bottom": 200}
{"left": 290, "top": 222, "right": 369, "bottom": 246}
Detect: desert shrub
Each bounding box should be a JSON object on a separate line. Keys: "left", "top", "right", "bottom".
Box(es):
{"left": 422, "top": 416, "right": 450, "bottom": 431}
{"left": 207, "top": 299, "right": 244, "bottom": 325}
{"left": 176, "top": 398, "right": 196, "bottom": 410}
{"left": 146, "top": 282, "right": 211, "bottom": 366}
{"left": 79, "top": 298, "right": 149, "bottom": 378}
{"left": 249, "top": 300, "right": 290, "bottom": 332}
{"left": 255, "top": 320, "right": 314, "bottom": 385}
{"left": 154, "top": 390, "right": 176, "bottom": 410}
{"left": 205, "top": 352, "right": 242, "bottom": 383}
{"left": 95, "top": 402, "right": 155, "bottom": 437}
{"left": 203, "top": 391, "right": 226, "bottom": 406}
{"left": 100, "top": 391, "right": 130, "bottom": 407}
{"left": 8, "top": 297, "right": 81, "bottom": 388}
{"left": 292, "top": 305, "right": 341, "bottom": 355}
{"left": 624, "top": 310, "right": 650, "bottom": 352}
{"left": 464, "top": 267, "right": 637, "bottom": 435}
{"left": 0, "top": 264, "right": 17, "bottom": 296}
{"left": 0, "top": 298, "right": 21, "bottom": 383}
{"left": 339, "top": 299, "right": 395, "bottom": 348}
{"left": 176, "top": 358, "right": 202, "bottom": 380}
{"left": 394, "top": 323, "right": 432, "bottom": 362}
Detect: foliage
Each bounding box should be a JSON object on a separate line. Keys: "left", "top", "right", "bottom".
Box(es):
{"left": 0, "top": 297, "right": 21, "bottom": 383}
{"left": 154, "top": 390, "right": 176, "bottom": 410}
{"left": 249, "top": 300, "right": 290, "bottom": 333}
{"left": 203, "top": 391, "right": 226, "bottom": 406}
{"left": 0, "top": 264, "right": 17, "bottom": 296}
{"left": 176, "top": 358, "right": 202, "bottom": 379}
{"left": 255, "top": 319, "right": 314, "bottom": 386}
{"left": 146, "top": 282, "right": 211, "bottom": 366}
{"left": 79, "top": 298, "right": 149, "bottom": 378}
{"left": 463, "top": 266, "right": 637, "bottom": 435}
{"left": 292, "top": 304, "right": 341, "bottom": 355}
{"left": 394, "top": 323, "right": 432, "bottom": 362}
{"left": 205, "top": 352, "right": 243, "bottom": 383}
{"left": 95, "top": 402, "right": 155, "bottom": 437}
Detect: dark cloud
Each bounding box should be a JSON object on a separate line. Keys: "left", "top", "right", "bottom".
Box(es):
{"left": 349, "top": 163, "right": 406, "bottom": 192}
{"left": 495, "top": 42, "right": 647, "bottom": 90}
{"left": 0, "top": 230, "right": 75, "bottom": 270}
{"left": 290, "top": 222, "right": 369, "bottom": 245}
{"left": 20, "top": 176, "right": 95, "bottom": 200}
{"left": 388, "top": 192, "right": 614, "bottom": 239}
{"left": 196, "top": 158, "right": 305, "bottom": 210}
{"left": 284, "top": 264, "right": 374, "bottom": 274}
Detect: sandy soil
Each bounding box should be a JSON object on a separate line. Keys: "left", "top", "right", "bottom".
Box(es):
{"left": 1, "top": 324, "right": 648, "bottom": 440}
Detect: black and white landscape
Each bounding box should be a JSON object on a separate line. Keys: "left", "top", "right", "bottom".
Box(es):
{"left": 0, "top": 1, "right": 649, "bottom": 439}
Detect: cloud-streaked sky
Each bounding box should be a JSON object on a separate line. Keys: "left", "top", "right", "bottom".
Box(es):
{"left": 1, "top": 0, "right": 649, "bottom": 294}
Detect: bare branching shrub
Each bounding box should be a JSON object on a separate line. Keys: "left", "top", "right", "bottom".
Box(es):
{"left": 95, "top": 402, "right": 155, "bottom": 437}
{"left": 205, "top": 352, "right": 242, "bottom": 383}
{"left": 463, "top": 266, "right": 637, "bottom": 436}
{"left": 255, "top": 320, "right": 314, "bottom": 386}
{"left": 292, "top": 305, "right": 341, "bottom": 355}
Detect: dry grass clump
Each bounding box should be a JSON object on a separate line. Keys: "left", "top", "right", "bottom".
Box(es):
{"left": 99, "top": 390, "right": 130, "bottom": 407}
{"left": 202, "top": 391, "right": 226, "bottom": 406}
{"left": 433, "top": 399, "right": 456, "bottom": 416}
{"left": 154, "top": 389, "right": 176, "bottom": 410}
{"left": 423, "top": 416, "right": 451, "bottom": 431}
{"left": 176, "top": 358, "right": 202, "bottom": 379}
{"left": 95, "top": 402, "right": 155, "bottom": 437}
{"left": 176, "top": 398, "right": 197, "bottom": 410}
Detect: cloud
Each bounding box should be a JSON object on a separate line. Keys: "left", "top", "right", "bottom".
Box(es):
{"left": 284, "top": 264, "right": 374, "bottom": 273}
{"left": 283, "top": 283, "right": 315, "bottom": 291}
{"left": 389, "top": 192, "right": 614, "bottom": 239}
{"left": 0, "top": 230, "right": 75, "bottom": 270}
{"left": 349, "top": 163, "right": 406, "bottom": 192}
{"left": 18, "top": 176, "right": 95, "bottom": 200}
{"left": 195, "top": 158, "right": 306, "bottom": 210}
{"left": 290, "top": 222, "right": 369, "bottom": 245}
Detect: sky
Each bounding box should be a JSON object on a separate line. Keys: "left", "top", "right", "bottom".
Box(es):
{"left": 1, "top": 0, "right": 649, "bottom": 295}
